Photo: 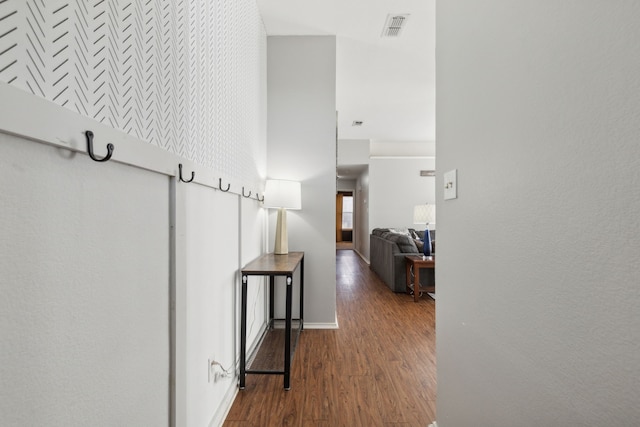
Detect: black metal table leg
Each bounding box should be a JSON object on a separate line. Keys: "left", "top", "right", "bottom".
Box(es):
{"left": 239, "top": 274, "right": 248, "bottom": 389}
{"left": 300, "top": 256, "right": 304, "bottom": 330}
{"left": 269, "top": 275, "right": 275, "bottom": 327}
{"left": 284, "top": 274, "right": 293, "bottom": 390}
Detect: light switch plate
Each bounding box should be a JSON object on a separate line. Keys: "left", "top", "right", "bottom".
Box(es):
{"left": 444, "top": 169, "right": 457, "bottom": 200}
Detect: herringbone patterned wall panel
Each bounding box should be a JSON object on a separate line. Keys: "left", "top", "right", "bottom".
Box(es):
{"left": 0, "top": 0, "right": 266, "bottom": 186}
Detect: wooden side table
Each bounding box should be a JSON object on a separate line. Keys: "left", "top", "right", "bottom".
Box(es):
{"left": 240, "top": 252, "right": 304, "bottom": 390}
{"left": 405, "top": 255, "right": 435, "bottom": 302}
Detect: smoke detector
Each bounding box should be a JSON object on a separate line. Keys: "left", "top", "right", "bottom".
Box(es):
{"left": 381, "top": 14, "right": 410, "bottom": 37}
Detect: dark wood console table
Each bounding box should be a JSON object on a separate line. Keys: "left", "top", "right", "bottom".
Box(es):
{"left": 240, "top": 252, "right": 304, "bottom": 390}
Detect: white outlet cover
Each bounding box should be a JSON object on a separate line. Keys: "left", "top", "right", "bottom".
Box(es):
{"left": 444, "top": 169, "right": 457, "bottom": 200}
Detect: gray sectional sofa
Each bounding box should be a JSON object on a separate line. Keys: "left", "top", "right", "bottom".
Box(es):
{"left": 369, "top": 228, "right": 435, "bottom": 293}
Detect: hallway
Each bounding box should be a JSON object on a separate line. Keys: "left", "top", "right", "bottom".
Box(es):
{"left": 225, "top": 250, "right": 436, "bottom": 426}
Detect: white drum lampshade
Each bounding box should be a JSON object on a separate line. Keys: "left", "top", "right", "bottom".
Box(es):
{"left": 413, "top": 204, "right": 435, "bottom": 226}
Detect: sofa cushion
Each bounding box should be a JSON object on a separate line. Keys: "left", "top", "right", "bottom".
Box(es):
{"left": 386, "top": 232, "right": 419, "bottom": 253}
{"left": 371, "top": 228, "right": 390, "bottom": 237}
{"left": 370, "top": 229, "right": 434, "bottom": 293}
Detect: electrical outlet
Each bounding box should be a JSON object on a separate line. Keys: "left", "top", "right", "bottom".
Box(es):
{"left": 207, "top": 355, "right": 217, "bottom": 383}
{"left": 208, "top": 356, "right": 231, "bottom": 383}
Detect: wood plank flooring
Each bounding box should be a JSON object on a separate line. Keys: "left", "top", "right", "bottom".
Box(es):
{"left": 224, "top": 249, "right": 436, "bottom": 426}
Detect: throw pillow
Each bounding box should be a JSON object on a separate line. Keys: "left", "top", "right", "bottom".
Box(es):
{"left": 390, "top": 227, "right": 410, "bottom": 236}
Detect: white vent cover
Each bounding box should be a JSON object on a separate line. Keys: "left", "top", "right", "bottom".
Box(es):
{"left": 420, "top": 170, "right": 436, "bottom": 177}
{"left": 381, "top": 14, "right": 410, "bottom": 37}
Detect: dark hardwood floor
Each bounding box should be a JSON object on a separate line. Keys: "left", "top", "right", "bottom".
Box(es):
{"left": 224, "top": 249, "right": 436, "bottom": 426}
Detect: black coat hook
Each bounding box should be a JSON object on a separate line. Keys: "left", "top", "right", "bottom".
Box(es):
{"left": 255, "top": 193, "right": 264, "bottom": 202}
{"left": 178, "top": 164, "right": 195, "bottom": 183}
{"left": 218, "top": 178, "right": 230, "bottom": 192}
{"left": 85, "top": 130, "right": 114, "bottom": 162}
{"left": 242, "top": 187, "right": 252, "bottom": 198}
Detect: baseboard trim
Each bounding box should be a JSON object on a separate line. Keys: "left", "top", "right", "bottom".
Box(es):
{"left": 209, "top": 382, "right": 238, "bottom": 427}
{"left": 304, "top": 321, "right": 339, "bottom": 330}
{"left": 305, "top": 312, "right": 339, "bottom": 330}
{"left": 353, "top": 248, "right": 369, "bottom": 264}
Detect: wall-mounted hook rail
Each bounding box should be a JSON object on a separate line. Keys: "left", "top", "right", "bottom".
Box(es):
{"left": 178, "top": 164, "right": 195, "bottom": 183}
{"left": 242, "top": 187, "right": 252, "bottom": 198}
{"left": 85, "top": 130, "right": 114, "bottom": 162}
{"left": 255, "top": 193, "right": 264, "bottom": 202}
{"left": 218, "top": 178, "right": 231, "bottom": 192}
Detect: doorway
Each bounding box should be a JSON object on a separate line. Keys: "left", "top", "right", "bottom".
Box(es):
{"left": 336, "top": 191, "right": 354, "bottom": 250}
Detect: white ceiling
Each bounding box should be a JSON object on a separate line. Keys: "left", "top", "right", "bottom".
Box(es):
{"left": 256, "top": 0, "right": 436, "bottom": 143}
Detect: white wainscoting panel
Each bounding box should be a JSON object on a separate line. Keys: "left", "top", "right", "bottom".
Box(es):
{"left": 239, "top": 196, "right": 268, "bottom": 357}
{"left": 183, "top": 183, "right": 240, "bottom": 427}
{"left": 0, "top": 132, "right": 170, "bottom": 426}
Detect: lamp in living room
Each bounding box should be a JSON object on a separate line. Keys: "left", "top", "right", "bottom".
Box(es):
{"left": 413, "top": 204, "right": 435, "bottom": 257}
{"left": 263, "top": 179, "right": 302, "bottom": 255}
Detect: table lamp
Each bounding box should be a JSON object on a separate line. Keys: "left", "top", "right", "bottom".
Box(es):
{"left": 413, "top": 204, "right": 435, "bottom": 256}
{"left": 264, "top": 179, "right": 302, "bottom": 255}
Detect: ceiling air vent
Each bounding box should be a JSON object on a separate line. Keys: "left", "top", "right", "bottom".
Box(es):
{"left": 352, "top": 120, "right": 363, "bottom": 126}
{"left": 420, "top": 170, "right": 436, "bottom": 177}
{"left": 381, "top": 14, "right": 410, "bottom": 37}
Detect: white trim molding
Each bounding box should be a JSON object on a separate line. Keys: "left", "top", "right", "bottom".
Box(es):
{"left": 0, "top": 83, "right": 263, "bottom": 198}
{"left": 304, "top": 322, "right": 340, "bottom": 330}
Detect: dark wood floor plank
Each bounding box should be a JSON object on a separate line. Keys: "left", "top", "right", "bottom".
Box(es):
{"left": 224, "top": 250, "right": 436, "bottom": 426}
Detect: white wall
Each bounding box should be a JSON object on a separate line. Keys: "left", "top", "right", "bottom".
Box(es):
{"left": 0, "top": 1, "right": 268, "bottom": 426}
{"left": 355, "top": 169, "right": 370, "bottom": 261}
{"left": 369, "top": 157, "right": 436, "bottom": 231}
{"left": 337, "top": 179, "right": 356, "bottom": 192}
{"left": 370, "top": 140, "right": 436, "bottom": 157}
{"left": 436, "top": 2, "right": 640, "bottom": 426}
{"left": 266, "top": 36, "right": 337, "bottom": 328}
{"left": 338, "top": 138, "right": 370, "bottom": 165}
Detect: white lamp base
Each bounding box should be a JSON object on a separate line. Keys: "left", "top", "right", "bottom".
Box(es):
{"left": 274, "top": 207, "right": 288, "bottom": 254}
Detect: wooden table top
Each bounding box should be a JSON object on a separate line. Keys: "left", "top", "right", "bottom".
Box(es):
{"left": 241, "top": 252, "right": 304, "bottom": 275}
{"left": 405, "top": 255, "right": 435, "bottom": 266}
